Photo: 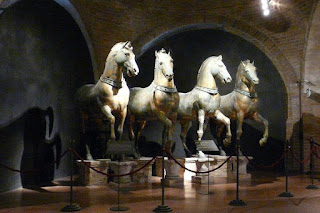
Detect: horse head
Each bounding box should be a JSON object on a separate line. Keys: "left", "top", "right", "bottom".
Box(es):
{"left": 155, "top": 48, "right": 174, "bottom": 81}
{"left": 112, "top": 41, "right": 139, "bottom": 77}
{"left": 240, "top": 60, "right": 259, "bottom": 85}
{"left": 211, "top": 55, "right": 232, "bottom": 84}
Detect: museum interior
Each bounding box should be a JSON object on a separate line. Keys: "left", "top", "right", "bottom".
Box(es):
{"left": 1, "top": 0, "right": 320, "bottom": 212}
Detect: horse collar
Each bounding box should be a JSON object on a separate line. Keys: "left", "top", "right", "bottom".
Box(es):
{"left": 100, "top": 77, "right": 122, "bottom": 89}
{"left": 153, "top": 82, "right": 177, "bottom": 93}
{"left": 234, "top": 88, "right": 257, "bottom": 98}
{"left": 195, "top": 86, "right": 219, "bottom": 95}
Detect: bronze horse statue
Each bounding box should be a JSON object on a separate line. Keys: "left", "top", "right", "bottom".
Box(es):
{"left": 178, "top": 55, "right": 232, "bottom": 155}
{"left": 214, "top": 60, "right": 268, "bottom": 148}
{"left": 75, "top": 41, "right": 139, "bottom": 160}
{"left": 128, "top": 49, "right": 179, "bottom": 155}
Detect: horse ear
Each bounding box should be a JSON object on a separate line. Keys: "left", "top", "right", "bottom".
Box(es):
{"left": 168, "top": 50, "right": 171, "bottom": 56}
{"left": 218, "top": 55, "right": 222, "bottom": 60}
{"left": 155, "top": 50, "right": 158, "bottom": 58}
{"left": 122, "top": 41, "right": 129, "bottom": 48}
{"left": 241, "top": 61, "right": 246, "bottom": 67}
{"left": 252, "top": 60, "right": 255, "bottom": 65}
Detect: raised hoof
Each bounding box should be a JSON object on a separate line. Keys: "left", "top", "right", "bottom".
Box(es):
{"left": 223, "top": 138, "right": 231, "bottom": 147}
{"left": 259, "top": 138, "right": 267, "bottom": 146}
{"left": 86, "top": 154, "right": 93, "bottom": 161}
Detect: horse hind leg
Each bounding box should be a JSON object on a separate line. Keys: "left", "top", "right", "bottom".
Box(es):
{"left": 180, "top": 120, "right": 191, "bottom": 154}
{"left": 116, "top": 107, "right": 127, "bottom": 141}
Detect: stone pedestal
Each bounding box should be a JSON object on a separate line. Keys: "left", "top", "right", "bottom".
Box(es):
{"left": 211, "top": 155, "right": 251, "bottom": 179}
{"left": 109, "top": 161, "right": 137, "bottom": 191}
{"left": 77, "top": 159, "right": 111, "bottom": 186}
{"left": 132, "top": 157, "right": 155, "bottom": 184}
{"left": 191, "top": 157, "right": 215, "bottom": 184}
{"left": 164, "top": 159, "right": 184, "bottom": 187}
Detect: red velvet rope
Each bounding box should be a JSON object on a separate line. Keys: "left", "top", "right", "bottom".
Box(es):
{"left": 164, "top": 148, "right": 234, "bottom": 174}
{"left": 313, "top": 146, "right": 320, "bottom": 159}
{"left": 289, "top": 146, "right": 313, "bottom": 164}
{"left": 241, "top": 149, "right": 286, "bottom": 169}
{"left": 70, "top": 148, "right": 160, "bottom": 177}
{"left": 0, "top": 149, "right": 70, "bottom": 174}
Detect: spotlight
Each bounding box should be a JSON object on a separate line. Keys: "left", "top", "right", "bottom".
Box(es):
{"left": 261, "top": 0, "right": 271, "bottom": 16}
{"left": 263, "top": 9, "right": 270, "bottom": 16}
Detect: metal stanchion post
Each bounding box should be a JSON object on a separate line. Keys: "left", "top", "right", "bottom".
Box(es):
{"left": 279, "top": 140, "right": 294, "bottom": 197}
{"left": 153, "top": 146, "right": 172, "bottom": 212}
{"left": 229, "top": 140, "right": 246, "bottom": 206}
{"left": 110, "top": 158, "right": 129, "bottom": 211}
{"left": 306, "top": 138, "right": 318, "bottom": 189}
{"left": 61, "top": 148, "right": 81, "bottom": 212}
{"left": 198, "top": 154, "right": 214, "bottom": 195}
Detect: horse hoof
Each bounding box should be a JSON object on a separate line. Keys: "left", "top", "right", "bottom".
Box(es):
{"left": 223, "top": 139, "right": 231, "bottom": 147}
{"left": 259, "top": 139, "right": 267, "bottom": 146}
{"left": 86, "top": 154, "right": 93, "bottom": 161}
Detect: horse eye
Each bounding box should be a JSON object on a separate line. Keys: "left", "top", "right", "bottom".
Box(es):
{"left": 125, "top": 53, "right": 130, "bottom": 57}
{"left": 160, "top": 62, "right": 163, "bottom": 65}
{"left": 170, "top": 60, "right": 173, "bottom": 63}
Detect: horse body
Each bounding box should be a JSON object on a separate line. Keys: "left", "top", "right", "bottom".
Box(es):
{"left": 217, "top": 60, "right": 268, "bottom": 146}
{"left": 129, "top": 49, "right": 179, "bottom": 153}
{"left": 178, "top": 55, "right": 232, "bottom": 153}
{"left": 75, "top": 41, "right": 139, "bottom": 160}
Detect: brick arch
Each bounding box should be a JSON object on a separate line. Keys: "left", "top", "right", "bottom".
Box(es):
{"left": 132, "top": 17, "right": 299, "bottom": 139}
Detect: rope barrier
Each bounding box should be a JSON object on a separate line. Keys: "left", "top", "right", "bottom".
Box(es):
{"left": 0, "top": 148, "right": 70, "bottom": 174}
{"left": 289, "top": 146, "right": 313, "bottom": 164}
{"left": 70, "top": 148, "right": 160, "bottom": 177}
{"left": 313, "top": 146, "right": 320, "bottom": 159}
{"left": 164, "top": 148, "right": 234, "bottom": 174}
{"left": 241, "top": 150, "right": 286, "bottom": 169}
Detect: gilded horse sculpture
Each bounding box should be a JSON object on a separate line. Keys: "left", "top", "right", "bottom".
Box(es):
{"left": 129, "top": 49, "right": 179, "bottom": 155}
{"left": 75, "top": 41, "right": 139, "bottom": 160}
{"left": 178, "top": 55, "right": 232, "bottom": 155}
{"left": 215, "top": 60, "right": 268, "bottom": 147}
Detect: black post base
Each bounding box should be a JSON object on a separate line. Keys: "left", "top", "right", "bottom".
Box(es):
{"left": 60, "top": 204, "right": 81, "bottom": 212}
{"left": 110, "top": 206, "right": 130, "bottom": 211}
{"left": 153, "top": 205, "right": 172, "bottom": 212}
{"left": 278, "top": 192, "right": 294, "bottom": 197}
{"left": 306, "top": 184, "right": 319, "bottom": 189}
{"left": 229, "top": 199, "right": 247, "bottom": 206}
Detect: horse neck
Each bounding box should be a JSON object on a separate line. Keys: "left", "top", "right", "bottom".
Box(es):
{"left": 153, "top": 68, "right": 175, "bottom": 88}
{"left": 196, "top": 62, "right": 217, "bottom": 89}
{"left": 235, "top": 70, "right": 255, "bottom": 93}
{"left": 100, "top": 59, "right": 123, "bottom": 82}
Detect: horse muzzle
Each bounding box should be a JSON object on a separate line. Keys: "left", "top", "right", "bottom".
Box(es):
{"left": 127, "top": 67, "right": 139, "bottom": 77}
{"left": 223, "top": 77, "right": 232, "bottom": 84}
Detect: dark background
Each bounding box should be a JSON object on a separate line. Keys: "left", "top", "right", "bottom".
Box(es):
{"left": 0, "top": 0, "right": 93, "bottom": 192}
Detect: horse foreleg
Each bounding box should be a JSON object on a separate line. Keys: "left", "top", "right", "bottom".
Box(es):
{"left": 252, "top": 113, "right": 269, "bottom": 146}
{"left": 197, "top": 109, "right": 205, "bottom": 141}
{"left": 117, "top": 107, "right": 127, "bottom": 141}
{"left": 155, "top": 111, "right": 172, "bottom": 148}
{"left": 180, "top": 120, "right": 191, "bottom": 152}
{"left": 213, "top": 110, "right": 231, "bottom": 147}
{"left": 236, "top": 111, "right": 244, "bottom": 141}
{"left": 101, "top": 105, "right": 116, "bottom": 141}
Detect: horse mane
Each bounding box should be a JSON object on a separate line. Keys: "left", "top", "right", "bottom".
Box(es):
{"left": 197, "top": 56, "right": 217, "bottom": 77}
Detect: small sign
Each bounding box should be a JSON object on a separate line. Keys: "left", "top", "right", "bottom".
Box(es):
{"left": 195, "top": 140, "right": 219, "bottom": 152}
{"left": 106, "top": 140, "right": 135, "bottom": 155}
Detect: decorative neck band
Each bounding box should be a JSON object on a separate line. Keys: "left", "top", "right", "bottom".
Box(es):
{"left": 153, "top": 82, "right": 177, "bottom": 93}
{"left": 195, "top": 86, "right": 219, "bottom": 95}
{"left": 234, "top": 88, "right": 257, "bottom": 98}
{"left": 100, "top": 77, "right": 122, "bottom": 89}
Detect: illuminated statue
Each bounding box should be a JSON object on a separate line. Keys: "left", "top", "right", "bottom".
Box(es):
{"left": 215, "top": 60, "right": 268, "bottom": 147}
{"left": 128, "top": 49, "right": 179, "bottom": 155}
{"left": 178, "top": 55, "right": 232, "bottom": 155}
{"left": 75, "top": 41, "right": 139, "bottom": 160}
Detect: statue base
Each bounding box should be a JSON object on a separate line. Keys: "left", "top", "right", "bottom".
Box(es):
{"left": 191, "top": 157, "right": 215, "bottom": 184}
{"left": 77, "top": 159, "right": 111, "bottom": 186}
{"left": 164, "top": 158, "right": 185, "bottom": 187}
{"left": 108, "top": 161, "right": 138, "bottom": 192}
{"left": 132, "top": 157, "right": 155, "bottom": 184}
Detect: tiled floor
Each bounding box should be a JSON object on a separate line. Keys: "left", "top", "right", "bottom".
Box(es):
{"left": 1, "top": 174, "right": 320, "bottom": 212}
